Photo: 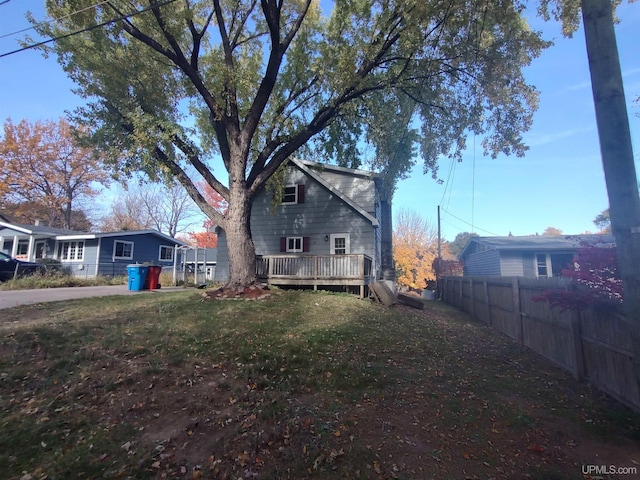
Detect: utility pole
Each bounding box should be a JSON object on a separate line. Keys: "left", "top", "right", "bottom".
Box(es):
{"left": 581, "top": 0, "right": 640, "bottom": 387}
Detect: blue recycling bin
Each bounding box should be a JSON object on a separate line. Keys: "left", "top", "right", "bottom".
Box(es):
{"left": 127, "top": 265, "right": 149, "bottom": 291}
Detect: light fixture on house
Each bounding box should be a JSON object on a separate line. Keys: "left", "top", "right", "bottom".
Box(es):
{"left": 324, "top": 235, "right": 329, "bottom": 241}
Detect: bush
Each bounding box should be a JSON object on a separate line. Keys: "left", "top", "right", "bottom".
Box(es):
{"left": 534, "top": 245, "right": 622, "bottom": 311}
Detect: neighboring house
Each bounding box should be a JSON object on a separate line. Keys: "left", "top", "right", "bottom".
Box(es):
{"left": 459, "top": 234, "right": 616, "bottom": 278}
{"left": 0, "top": 220, "right": 185, "bottom": 277}
{"left": 214, "top": 158, "right": 394, "bottom": 295}
{"left": 182, "top": 247, "right": 217, "bottom": 281}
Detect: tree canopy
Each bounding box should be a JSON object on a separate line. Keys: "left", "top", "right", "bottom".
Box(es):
{"left": 448, "top": 231, "right": 479, "bottom": 258}
{"left": 393, "top": 208, "right": 437, "bottom": 290}
{"left": 0, "top": 118, "right": 109, "bottom": 230}
{"left": 36, "top": 0, "right": 548, "bottom": 286}
{"left": 100, "top": 181, "right": 199, "bottom": 236}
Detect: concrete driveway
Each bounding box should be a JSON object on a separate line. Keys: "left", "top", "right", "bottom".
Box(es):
{"left": 0, "top": 285, "right": 187, "bottom": 310}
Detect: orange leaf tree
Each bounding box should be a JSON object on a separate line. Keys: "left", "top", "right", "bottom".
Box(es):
{"left": 187, "top": 182, "right": 228, "bottom": 248}
{"left": 393, "top": 208, "right": 438, "bottom": 291}
{"left": 0, "top": 118, "right": 109, "bottom": 229}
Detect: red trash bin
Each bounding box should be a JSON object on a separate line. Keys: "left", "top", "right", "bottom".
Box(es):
{"left": 144, "top": 265, "right": 162, "bottom": 289}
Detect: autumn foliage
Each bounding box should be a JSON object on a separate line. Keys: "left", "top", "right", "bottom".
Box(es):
{"left": 186, "top": 182, "right": 228, "bottom": 248}
{"left": 433, "top": 257, "right": 464, "bottom": 277}
{"left": 0, "top": 118, "right": 109, "bottom": 229}
{"left": 393, "top": 209, "right": 438, "bottom": 290}
{"left": 534, "top": 245, "right": 622, "bottom": 310}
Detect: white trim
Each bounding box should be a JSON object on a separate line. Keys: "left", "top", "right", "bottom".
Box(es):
{"left": 95, "top": 237, "right": 101, "bottom": 276}
{"left": 159, "top": 245, "right": 174, "bottom": 261}
{"left": 535, "top": 253, "right": 550, "bottom": 278}
{"left": 113, "top": 240, "right": 134, "bottom": 260}
{"left": 0, "top": 222, "right": 33, "bottom": 234}
{"left": 330, "top": 233, "right": 350, "bottom": 254}
{"left": 286, "top": 236, "right": 303, "bottom": 253}
{"left": 56, "top": 240, "right": 86, "bottom": 262}
{"left": 291, "top": 159, "right": 379, "bottom": 226}
{"left": 281, "top": 185, "right": 298, "bottom": 205}
{"left": 295, "top": 158, "right": 378, "bottom": 179}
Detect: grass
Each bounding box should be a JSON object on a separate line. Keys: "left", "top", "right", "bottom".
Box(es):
{"left": 1, "top": 289, "right": 639, "bottom": 479}
{"left": 0, "top": 270, "right": 180, "bottom": 290}
{"left": 0, "top": 273, "right": 127, "bottom": 290}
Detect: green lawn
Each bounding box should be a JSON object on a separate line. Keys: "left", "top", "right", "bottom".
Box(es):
{"left": 1, "top": 289, "right": 638, "bottom": 479}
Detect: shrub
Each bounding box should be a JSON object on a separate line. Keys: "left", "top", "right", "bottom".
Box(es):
{"left": 534, "top": 245, "right": 622, "bottom": 311}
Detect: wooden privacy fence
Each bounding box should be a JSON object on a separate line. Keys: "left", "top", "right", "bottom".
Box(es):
{"left": 440, "top": 276, "right": 640, "bottom": 413}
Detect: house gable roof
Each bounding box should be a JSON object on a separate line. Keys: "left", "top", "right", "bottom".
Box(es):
{"left": 56, "top": 229, "right": 186, "bottom": 245}
{"left": 0, "top": 221, "right": 185, "bottom": 245}
{"left": 460, "top": 234, "right": 616, "bottom": 259}
{"left": 0, "top": 221, "right": 81, "bottom": 236}
{"left": 291, "top": 158, "right": 379, "bottom": 227}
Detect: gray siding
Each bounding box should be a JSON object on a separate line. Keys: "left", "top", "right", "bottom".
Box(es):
{"left": 251, "top": 180, "right": 375, "bottom": 255}
{"left": 500, "top": 251, "right": 525, "bottom": 276}
{"left": 214, "top": 164, "right": 378, "bottom": 282}
{"left": 464, "top": 249, "right": 501, "bottom": 275}
{"left": 215, "top": 230, "right": 230, "bottom": 282}
{"left": 311, "top": 168, "right": 376, "bottom": 213}
{"left": 522, "top": 252, "right": 535, "bottom": 277}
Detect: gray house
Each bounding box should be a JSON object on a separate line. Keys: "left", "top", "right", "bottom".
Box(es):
{"left": 0, "top": 220, "right": 185, "bottom": 278}
{"left": 459, "top": 234, "right": 616, "bottom": 278}
{"left": 183, "top": 247, "right": 217, "bottom": 281}
{"left": 214, "top": 159, "right": 393, "bottom": 295}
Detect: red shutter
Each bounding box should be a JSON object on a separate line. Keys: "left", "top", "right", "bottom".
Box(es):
{"left": 297, "top": 184, "right": 305, "bottom": 204}
{"left": 280, "top": 237, "right": 287, "bottom": 252}
{"left": 303, "top": 236, "right": 310, "bottom": 252}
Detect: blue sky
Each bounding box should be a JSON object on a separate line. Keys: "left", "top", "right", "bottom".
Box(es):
{"left": 1, "top": 1, "right": 639, "bottom": 241}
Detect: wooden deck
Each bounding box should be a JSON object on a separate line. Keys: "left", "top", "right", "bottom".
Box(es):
{"left": 257, "top": 254, "right": 373, "bottom": 297}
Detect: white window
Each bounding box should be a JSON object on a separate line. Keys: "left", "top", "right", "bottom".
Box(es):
{"left": 58, "top": 241, "right": 85, "bottom": 261}
{"left": 535, "top": 253, "right": 574, "bottom": 278}
{"left": 282, "top": 185, "right": 298, "bottom": 205}
{"left": 113, "top": 240, "right": 134, "bottom": 260}
{"left": 536, "top": 253, "right": 548, "bottom": 277}
{"left": 286, "top": 237, "right": 303, "bottom": 253}
{"left": 330, "top": 234, "right": 350, "bottom": 255}
{"left": 159, "top": 245, "right": 173, "bottom": 261}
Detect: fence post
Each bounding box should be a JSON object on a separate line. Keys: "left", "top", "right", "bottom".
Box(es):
{"left": 512, "top": 277, "right": 524, "bottom": 343}
{"left": 484, "top": 279, "right": 492, "bottom": 326}
{"left": 570, "top": 309, "right": 587, "bottom": 380}
{"left": 458, "top": 277, "right": 463, "bottom": 309}
{"left": 469, "top": 278, "right": 476, "bottom": 319}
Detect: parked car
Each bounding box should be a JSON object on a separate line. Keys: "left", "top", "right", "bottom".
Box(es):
{"left": 0, "top": 252, "right": 47, "bottom": 281}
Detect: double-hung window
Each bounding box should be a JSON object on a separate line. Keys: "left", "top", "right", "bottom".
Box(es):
{"left": 281, "top": 184, "right": 305, "bottom": 205}
{"left": 330, "top": 234, "right": 350, "bottom": 255}
{"left": 535, "top": 253, "right": 574, "bottom": 278}
{"left": 113, "top": 240, "right": 134, "bottom": 260}
{"left": 159, "top": 245, "right": 173, "bottom": 261}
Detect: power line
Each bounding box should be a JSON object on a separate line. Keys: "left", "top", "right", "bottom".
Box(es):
{"left": 0, "top": 0, "right": 178, "bottom": 59}
{"left": 0, "top": 1, "right": 12, "bottom": 6}
{"left": 440, "top": 206, "right": 499, "bottom": 236}
{"left": 0, "top": 0, "right": 113, "bottom": 40}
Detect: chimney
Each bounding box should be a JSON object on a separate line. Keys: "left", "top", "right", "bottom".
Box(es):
{"left": 34, "top": 219, "right": 41, "bottom": 226}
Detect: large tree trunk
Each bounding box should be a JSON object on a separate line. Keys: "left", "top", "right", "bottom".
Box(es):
{"left": 581, "top": 0, "right": 640, "bottom": 390}
{"left": 224, "top": 181, "right": 258, "bottom": 290}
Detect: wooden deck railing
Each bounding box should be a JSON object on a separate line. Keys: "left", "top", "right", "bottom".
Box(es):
{"left": 256, "top": 254, "right": 372, "bottom": 282}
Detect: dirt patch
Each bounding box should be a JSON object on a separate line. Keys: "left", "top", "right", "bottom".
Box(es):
{"left": 202, "top": 283, "right": 273, "bottom": 300}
